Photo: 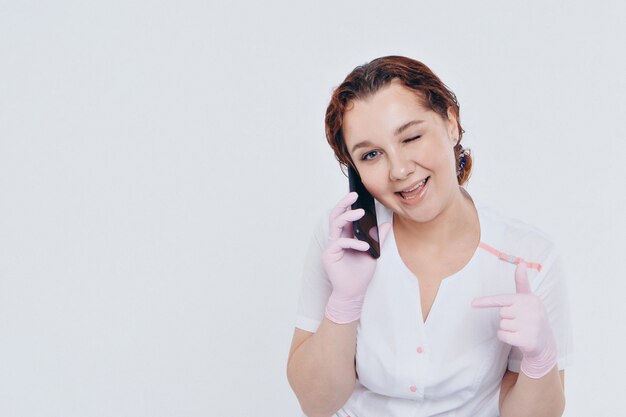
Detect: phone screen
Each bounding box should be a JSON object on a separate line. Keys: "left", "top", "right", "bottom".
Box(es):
{"left": 348, "top": 166, "right": 380, "bottom": 258}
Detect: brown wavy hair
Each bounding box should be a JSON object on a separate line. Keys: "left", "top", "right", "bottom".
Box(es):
{"left": 325, "top": 55, "right": 472, "bottom": 185}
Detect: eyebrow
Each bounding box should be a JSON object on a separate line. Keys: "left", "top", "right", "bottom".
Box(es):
{"left": 350, "top": 120, "right": 426, "bottom": 153}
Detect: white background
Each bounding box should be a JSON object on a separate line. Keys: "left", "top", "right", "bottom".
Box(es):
{"left": 1, "top": 1, "right": 624, "bottom": 416}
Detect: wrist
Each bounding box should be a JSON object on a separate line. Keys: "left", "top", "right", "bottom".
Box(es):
{"left": 520, "top": 334, "right": 558, "bottom": 379}
{"left": 325, "top": 292, "right": 364, "bottom": 324}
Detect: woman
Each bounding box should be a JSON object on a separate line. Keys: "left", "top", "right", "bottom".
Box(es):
{"left": 287, "top": 56, "right": 573, "bottom": 417}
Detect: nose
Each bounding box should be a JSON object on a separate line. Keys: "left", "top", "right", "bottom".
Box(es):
{"left": 388, "top": 152, "right": 415, "bottom": 181}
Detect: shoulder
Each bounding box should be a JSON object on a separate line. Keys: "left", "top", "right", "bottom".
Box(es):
{"left": 477, "top": 203, "right": 558, "bottom": 270}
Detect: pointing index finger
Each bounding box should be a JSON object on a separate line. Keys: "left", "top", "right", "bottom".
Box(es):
{"left": 471, "top": 294, "right": 516, "bottom": 308}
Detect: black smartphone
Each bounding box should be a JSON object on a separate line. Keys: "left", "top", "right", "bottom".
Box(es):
{"left": 348, "top": 166, "right": 380, "bottom": 258}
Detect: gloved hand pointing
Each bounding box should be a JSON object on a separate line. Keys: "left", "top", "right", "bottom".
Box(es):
{"left": 323, "top": 192, "right": 392, "bottom": 324}
{"left": 471, "top": 262, "right": 558, "bottom": 379}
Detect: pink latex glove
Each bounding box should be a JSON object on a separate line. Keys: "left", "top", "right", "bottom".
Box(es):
{"left": 471, "top": 262, "right": 558, "bottom": 379}
{"left": 323, "top": 192, "right": 392, "bottom": 324}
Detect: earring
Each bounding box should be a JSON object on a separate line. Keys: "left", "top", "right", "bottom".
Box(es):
{"left": 456, "top": 154, "right": 467, "bottom": 176}
{"left": 456, "top": 143, "right": 468, "bottom": 176}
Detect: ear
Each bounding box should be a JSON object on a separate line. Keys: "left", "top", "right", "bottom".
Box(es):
{"left": 446, "top": 107, "right": 460, "bottom": 145}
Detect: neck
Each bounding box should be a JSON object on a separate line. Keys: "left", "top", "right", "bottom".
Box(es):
{"left": 393, "top": 187, "right": 479, "bottom": 251}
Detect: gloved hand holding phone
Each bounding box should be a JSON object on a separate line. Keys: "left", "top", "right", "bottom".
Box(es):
{"left": 323, "top": 191, "right": 392, "bottom": 325}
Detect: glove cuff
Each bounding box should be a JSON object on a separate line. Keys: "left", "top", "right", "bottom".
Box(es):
{"left": 324, "top": 292, "right": 364, "bottom": 324}
{"left": 520, "top": 335, "right": 558, "bottom": 379}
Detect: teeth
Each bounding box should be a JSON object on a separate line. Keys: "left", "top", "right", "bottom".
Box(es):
{"left": 402, "top": 178, "right": 427, "bottom": 193}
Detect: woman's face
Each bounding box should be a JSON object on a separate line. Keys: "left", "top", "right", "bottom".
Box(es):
{"left": 342, "top": 80, "right": 460, "bottom": 224}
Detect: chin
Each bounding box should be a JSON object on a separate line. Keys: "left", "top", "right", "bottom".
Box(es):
{"left": 406, "top": 209, "right": 440, "bottom": 224}
{"left": 387, "top": 199, "right": 436, "bottom": 222}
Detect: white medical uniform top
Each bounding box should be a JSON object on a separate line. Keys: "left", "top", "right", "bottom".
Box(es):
{"left": 294, "top": 190, "right": 574, "bottom": 417}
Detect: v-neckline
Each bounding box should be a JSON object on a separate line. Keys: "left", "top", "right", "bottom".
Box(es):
{"left": 387, "top": 191, "right": 483, "bottom": 326}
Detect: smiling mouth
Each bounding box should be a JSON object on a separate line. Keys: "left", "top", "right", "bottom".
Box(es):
{"left": 397, "top": 176, "right": 430, "bottom": 199}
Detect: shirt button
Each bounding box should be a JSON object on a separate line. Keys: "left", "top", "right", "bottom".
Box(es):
{"left": 409, "top": 385, "right": 417, "bottom": 392}
{"left": 416, "top": 346, "right": 424, "bottom": 354}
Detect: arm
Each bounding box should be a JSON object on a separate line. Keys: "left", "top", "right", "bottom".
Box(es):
{"left": 473, "top": 261, "right": 569, "bottom": 417}
{"left": 287, "top": 321, "right": 358, "bottom": 417}
{"left": 499, "top": 369, "right": 565, "bottom": 417}
{"left": 286, "top": 192, "right": 393, "bottom": 417}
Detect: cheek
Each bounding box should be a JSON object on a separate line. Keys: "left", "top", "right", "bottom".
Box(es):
{"left": 360, "top": 170, "right": 387, "bottom": 196}
{"left": 429, "top": 145, "right": 456, "bottom": 172}
{"left": 441, "top": 152, "right": 456, "bottom": 170}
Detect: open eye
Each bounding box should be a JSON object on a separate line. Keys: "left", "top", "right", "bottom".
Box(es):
{"left": 361, "top": 150, "right": 381, "bottom": 161}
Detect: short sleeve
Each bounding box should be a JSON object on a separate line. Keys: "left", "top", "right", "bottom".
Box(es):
{"left": 293, "top": 213, "right": 332, "bottom": 333}
{"left": 507, "top": 247, "right": 575, "bottom": 372}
